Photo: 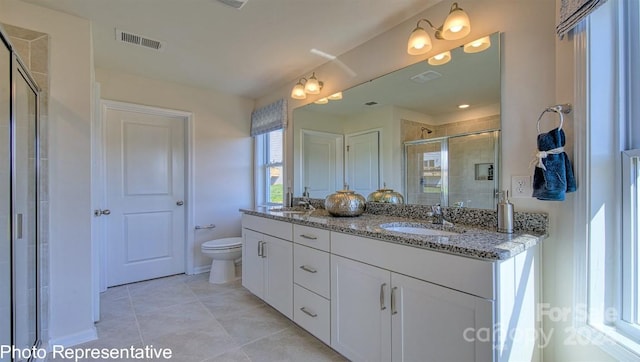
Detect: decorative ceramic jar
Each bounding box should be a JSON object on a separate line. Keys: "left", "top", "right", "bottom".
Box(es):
{"left": 324, "top": 185, "right": 366, "bottom": 217}
{"left": 367, "top": 183, "right": 405, "bottom": 204}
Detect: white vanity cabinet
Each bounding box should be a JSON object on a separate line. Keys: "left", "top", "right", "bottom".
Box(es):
{"left": 330, "top": 255, "right": 493, "bottom": 362}
{"left": 241, "top": 213, "right": 540, "bottom": 362}
{"left": 241, "top": 214, "right": 293, "bottom": 319}
{"left": 330, "top": 231, "right": 537, "bottom": 362}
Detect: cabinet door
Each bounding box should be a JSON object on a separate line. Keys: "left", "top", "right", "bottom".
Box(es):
{"left": 263, "top": 235, "right": 293, "bottom": 319}
{"left": 331, "top": 255, "right": 391, "bottom": 362}
{"left": 391, "top": 273, "right": 494, "bottom": 362}
{"left": 242, "top": 229, "right": 264, "bottom": 298}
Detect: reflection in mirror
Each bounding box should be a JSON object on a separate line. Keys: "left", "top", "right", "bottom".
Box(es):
{"left": 293, "top": 32, "right": 501, "bottom": 209}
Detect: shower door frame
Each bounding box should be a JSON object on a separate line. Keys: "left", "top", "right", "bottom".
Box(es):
{"left": 2, "top": 27, "right": 42, "bottom": 359}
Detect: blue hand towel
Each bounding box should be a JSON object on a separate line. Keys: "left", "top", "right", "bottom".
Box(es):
{"left": 532, "top": 127, "right": 576, "bottom": 201}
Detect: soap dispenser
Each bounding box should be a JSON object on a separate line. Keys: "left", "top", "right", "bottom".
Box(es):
{"left": 497, "top": 190, "right": 514, "bottom": 233}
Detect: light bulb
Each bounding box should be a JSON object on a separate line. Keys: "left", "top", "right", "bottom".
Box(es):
{"left": 407, "top": 26, "right": 432, "bottom": 55}
{"left": 463, "top": 36, "right": 491, "bottom": 53}
{"left": 305, "top": 73, "right": 321, "bottom": 94}
{"left": 441, "top": 5, "right": 471, "bottom": 40}
{"left": 314, "top": 98, "right": 328, "bottom": 104}
{"left": 428, "top": 51, "right": 451, "bottom": 66}
{"left": 328, "top": 92, "right": 343, "bottom": 100}
{"left": 291, "top": 82, "right": 306, "bottom": 99}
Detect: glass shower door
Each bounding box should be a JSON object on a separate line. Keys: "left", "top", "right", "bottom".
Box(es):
{"left": 13, "top": 62, "right": 39, "bottom": 356}
{"left": 405, "top": 140, "right": 447, "bottom": 205}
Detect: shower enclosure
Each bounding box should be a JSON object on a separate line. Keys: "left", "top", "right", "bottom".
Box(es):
{"left": 1, "top": 28, "right": 41, "bottom": 361}
{"left": 405, "top": 131, "right": 500, "bottom": 209}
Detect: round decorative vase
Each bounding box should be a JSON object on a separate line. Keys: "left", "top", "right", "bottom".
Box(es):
{"left": 324, "top": 186, "right": 366, "bottom": 217}
{"left": 367, "top": 183, "right": 405, "bottom": 204}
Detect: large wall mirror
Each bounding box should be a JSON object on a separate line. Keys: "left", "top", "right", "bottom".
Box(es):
{"left": 293, "top": 32, "right": 501, "bottom": 209}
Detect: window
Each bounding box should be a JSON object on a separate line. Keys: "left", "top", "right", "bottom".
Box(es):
{"left": 255, "top": 129, "right": 284, "bottom": 206}
{"left": 579, "top": 0, "right": 640, "bottom": 357}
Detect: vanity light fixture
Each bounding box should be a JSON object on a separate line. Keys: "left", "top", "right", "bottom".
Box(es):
{"left": 291, "top": 72, "right": 324, "bottom": 100}
{"left": 314, "top": 98, "right": 329, "bottom": 104}
{"left": 428, "top": 51, "right": 452, "bottom": 65}
{"left": 407, "top": 2, "right": 471, "bottom": 55}
{"left": 463, "top": 36, "right": 491, "bottom": 53}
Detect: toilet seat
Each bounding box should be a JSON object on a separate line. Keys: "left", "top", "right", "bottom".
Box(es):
{"left": 202, "top": 237, "right": 242, "bottom": 250}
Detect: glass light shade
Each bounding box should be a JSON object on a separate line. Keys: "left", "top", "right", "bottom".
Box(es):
{"left": 314, "top": 98, "right": 329, "bottom": 104}
{"left": 464, "top": 36, "right": 491, "bottom": 53}
{"left": 441, "top": 8, "right": 471, "bottom": 40}
{"left": 304, "top": 73, "right": 321, "bottom": 94}
{"left": 291, "top": 82, "right": 306, "bottom": 99}
{"left": 328, "top": 92, "right": 343, "bottom": 100}
{"left": 407, "top": 26, "right": 432, "bottom": 55}
{"left": 428, "top": 51, "right": 452, "bottom": 65}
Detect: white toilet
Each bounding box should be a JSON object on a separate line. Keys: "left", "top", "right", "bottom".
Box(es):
{"left": 201, "top": 237, "right": 243, "bottom": 284}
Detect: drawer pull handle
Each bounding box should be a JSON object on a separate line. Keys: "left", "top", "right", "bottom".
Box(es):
{"left": 380, "top": 283, "right": 387, "bottom": 311}
{"left": 300, "top": 307, "right": 318, "bottom": 318}
{"left": 299, "top": 265, "right": 318, "bottom": 274}
{"left": 300, "top": 234, "right": 318, "bottom": 240}
{"left": 391, "top": 286, "right": 398, "bottom": 315}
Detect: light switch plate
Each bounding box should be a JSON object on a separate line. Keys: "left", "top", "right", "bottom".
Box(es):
{"left": 511, "top": 175, "right": 533, "bottom": 198}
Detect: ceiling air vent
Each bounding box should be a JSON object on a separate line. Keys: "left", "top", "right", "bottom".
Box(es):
{"left": 216, "top": 0, "right": 248, "bottom": 9}
{"left": 115, "top": 29, "right": 164, "bottom": 51}
{"left": 410, "top": 70, "right": 442, "bottom": 84}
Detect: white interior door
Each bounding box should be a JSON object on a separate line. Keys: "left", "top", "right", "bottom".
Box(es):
{"left": 301, "top": 130, "right": 343, "bottom": 197}
{"left": 346, "top": 131, "right": 379, "bottom": 196}
{"left": 105, "top": 107, "right": 186, "bottom": 286}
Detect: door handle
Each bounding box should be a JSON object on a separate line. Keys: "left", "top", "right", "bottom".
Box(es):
{"left": 257, "top": 241, "right": 263, "bottom": 257}
{"left": 176, "top": 200, "right": 184, "bottom": 206}
{"left": 16, "top": 213, "right": 23, "bottom": 239}
{"left": 391, "top": 286, "right": 398, "bottom": 315}
{"left": 300, "top": 307, "right": 318, "bottom": 318}
{"left": 380, "top": 283, "right": 387, "bottom": 311}
{"left": 94, "top": 209, "right": 111, "bottom": 216}
{"left": 299, "top": 265, "right": 318, "bottom": 273}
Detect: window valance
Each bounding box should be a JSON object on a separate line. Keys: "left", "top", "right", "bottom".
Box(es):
{"left": 557, "top": 0, "right": 608, "bottom": 38}
{"left": 250, "top": 98, "right": 287, "bottom": 136}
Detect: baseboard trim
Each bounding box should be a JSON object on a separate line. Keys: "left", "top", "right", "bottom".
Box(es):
{"left": 48, "top": 326, "right": 97, "bottom": 349}
{"left": 192, "top": 265, "right": 211, "bottom": 275}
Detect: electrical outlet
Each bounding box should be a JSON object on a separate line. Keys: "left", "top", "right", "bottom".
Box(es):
{"left": 511, "top": 175, "right": 533, "bottom": 198}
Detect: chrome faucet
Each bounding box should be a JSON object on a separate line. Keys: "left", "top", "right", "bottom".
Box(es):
{"left": 431, "top": 204, "right": 452, "bottom": 226}
{"left": 298, "top": 199, "right": 315, "bottom": 211}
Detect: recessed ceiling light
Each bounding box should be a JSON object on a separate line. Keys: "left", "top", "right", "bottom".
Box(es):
{"left": 458, "top": 104, "right": 470, "bottom": 109}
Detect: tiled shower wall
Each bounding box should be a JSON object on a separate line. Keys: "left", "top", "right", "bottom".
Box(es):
{"left": 2, "top": 23, "right": 50, "bottom": 344}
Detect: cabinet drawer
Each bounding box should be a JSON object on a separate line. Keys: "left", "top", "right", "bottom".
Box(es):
{"left": 294, "top": 284, "right": 330, "bottom": 345}
{"left": 294, "top": 244, "right": 330, "bottom": 298}
{"left": 293, "top": 224, "right": 330, "bottom": 251}
{"left": 331, "top": 231, "right": 495, "bottom": 300}
{"left": 242, "top": 214, "right": 292, "bottom": 241}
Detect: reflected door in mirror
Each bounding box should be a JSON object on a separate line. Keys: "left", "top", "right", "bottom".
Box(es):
{"left": 301, "top": 130, "right": 344, "bottom": 198}
{"left": 346, "top": 131, "right": 379, "bottom": 197}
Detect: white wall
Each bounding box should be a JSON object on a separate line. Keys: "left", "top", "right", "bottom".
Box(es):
{"left": 95, "top": 68, "right": 254, "bottom": 273}
{"left": 257, "top": 0, "right": 615, "bottom": 360}
{"left": 0, "top": 0, "right": 95, "bottom": 346}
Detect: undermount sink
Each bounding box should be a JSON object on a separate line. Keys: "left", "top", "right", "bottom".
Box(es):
{"left": 380, "top": 223, "right": 459, "bottom": 236}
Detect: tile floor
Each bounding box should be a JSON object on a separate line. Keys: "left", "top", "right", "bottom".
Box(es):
{"left": 50, "top": 274, "right": 347, "bottom": 361}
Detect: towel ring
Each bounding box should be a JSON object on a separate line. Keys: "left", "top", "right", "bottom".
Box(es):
{"left": 536, "top": 108, "right": 564, "bottom": 133}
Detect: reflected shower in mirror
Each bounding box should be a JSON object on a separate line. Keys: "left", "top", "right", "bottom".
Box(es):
{"left": 293, "top": 32, "right": 500, "bottom": 209}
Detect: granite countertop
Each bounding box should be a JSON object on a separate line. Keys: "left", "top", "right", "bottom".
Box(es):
{"left": 240, "top": 207, "right": 547, "bottom": 261}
